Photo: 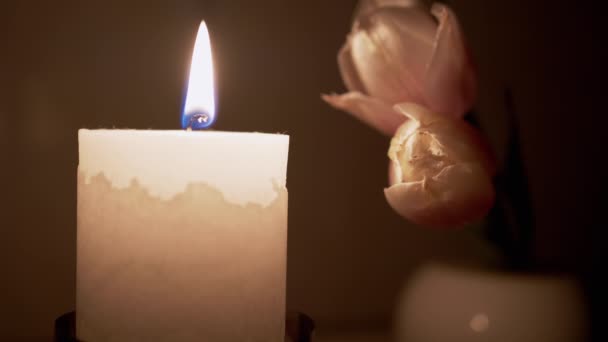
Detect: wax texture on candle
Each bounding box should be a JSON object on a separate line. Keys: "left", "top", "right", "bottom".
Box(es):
{"left": 77, "top": 130, "right": 289, "bottom": 342}
{"left": 78, "top": 130, "right": 288, "bottom": 206}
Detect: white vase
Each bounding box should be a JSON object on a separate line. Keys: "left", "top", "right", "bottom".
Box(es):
{"left": 394, "top": 263, "right": 589, "bottom": 342}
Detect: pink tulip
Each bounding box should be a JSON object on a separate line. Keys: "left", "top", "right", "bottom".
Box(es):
{"left": 385, "top": 103, "right": 495, "bottom": 227}
{"left": 353, "top": 0, "right": 424, "bottom": 20}
{"left": 323, "top": 1, "right": 477, "bottom": 136}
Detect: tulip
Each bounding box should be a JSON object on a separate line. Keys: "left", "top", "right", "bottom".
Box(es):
{"left": 384, "top": 103, "right": 494, "bottom": 227}
{"left": 322, "top": 1, "right": 476, "bottom": 136}
{"left": 353, "top": 0, "right": 425, "bottom": 20}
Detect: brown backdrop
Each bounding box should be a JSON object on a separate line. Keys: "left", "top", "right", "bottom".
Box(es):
{"left": 0, "top": 0, "right": 602, "bottom": 340}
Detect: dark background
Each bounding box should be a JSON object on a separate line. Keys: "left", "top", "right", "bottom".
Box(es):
{"left": 0, "top": 0, "right": 604, "bottom": 340}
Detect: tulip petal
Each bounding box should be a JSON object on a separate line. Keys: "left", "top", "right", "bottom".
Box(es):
{"left": 431, "top": 163, "right": 494, "bottom": 224}
{"left": 393, "top": 102, "right": 440, "bottom": 125}
{"left": 386, "top": 103, "right": 495, "bottom": 227}
{"left": 350, "top": 7, "right": 437, "bottom": 105}
{"left": 349, "top": 23, "right": 412, "bottom": 104}
{"left": 385, "top": 163, "right": 494, "bottom": 227}
{"left": 322, "top": 92, "right": 407, "bottom": 136}
{"left": 373, "top": 7, "right": 437, "bottom": 99}
{"left": 425, "top": 3, "right": 477, "bottom": 117}
{"left": 394, "top": 102, "right": 496, "bottom": 175}
{"left": 385, "top": 178, "right": 441, "bottom": 225}
{"left": 337, "top": 38, "right": 368, "bottom": 94}
{"left": 354, "top": 0, "right": 423, "bottom": 20}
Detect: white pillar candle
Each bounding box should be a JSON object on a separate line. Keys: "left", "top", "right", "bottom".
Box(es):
{"left": 76, "top": 21, "right": 289, "bottom": 341}
{"left": 77, "top": 130, "right": 288, "bottom": 341}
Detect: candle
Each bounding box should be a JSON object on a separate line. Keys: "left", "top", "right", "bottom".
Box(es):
{"left": 76, "top": 22, "right": 289, "bottom": 341}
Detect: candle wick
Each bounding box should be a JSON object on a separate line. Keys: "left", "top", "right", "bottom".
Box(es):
{"left": 183, "top": 112, "right": 212, "bottom": 130}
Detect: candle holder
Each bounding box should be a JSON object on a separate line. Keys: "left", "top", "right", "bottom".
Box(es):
{"left": 54, "top": 311, "right": 315, "bottom": 342}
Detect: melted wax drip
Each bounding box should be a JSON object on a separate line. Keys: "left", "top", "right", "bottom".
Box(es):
{"left": 182, "top": 111, "right": 213, "bottom": 130}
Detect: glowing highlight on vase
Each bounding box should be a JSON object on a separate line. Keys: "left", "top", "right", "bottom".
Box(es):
{"left": 182, "top": 21, "right": 216, "bottom": 130}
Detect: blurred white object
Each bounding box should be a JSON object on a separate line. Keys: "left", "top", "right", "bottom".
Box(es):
{"left": 395, "top": 263, "right": 588, "bottom": 342}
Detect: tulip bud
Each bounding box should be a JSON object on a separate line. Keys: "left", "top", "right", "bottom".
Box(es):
{"left": 384, "top": 103, "right": 494, "bottom": 227}
{"left": 323, "top": 2, "right": 476, "bottom": 136}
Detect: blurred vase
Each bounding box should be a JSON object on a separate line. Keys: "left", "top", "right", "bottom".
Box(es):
{"left": 395, "top": 263, "right": 588, "bottom": 342}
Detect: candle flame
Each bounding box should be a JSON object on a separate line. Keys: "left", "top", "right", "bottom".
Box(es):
{"left": 182, "top": 21, "right": 216, "bottom": 129}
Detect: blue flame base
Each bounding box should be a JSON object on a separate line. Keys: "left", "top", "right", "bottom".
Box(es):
{"left": 182, "top": 111, "right": 214, "bottom": 130}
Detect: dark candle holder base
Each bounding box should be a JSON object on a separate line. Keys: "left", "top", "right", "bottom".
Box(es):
{"left": 54, "top": 311, "right": 314, "bottom": 342}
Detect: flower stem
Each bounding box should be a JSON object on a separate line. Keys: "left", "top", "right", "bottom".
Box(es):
{"left": 465, "top": 89, "right": 535, "bottom": 270}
